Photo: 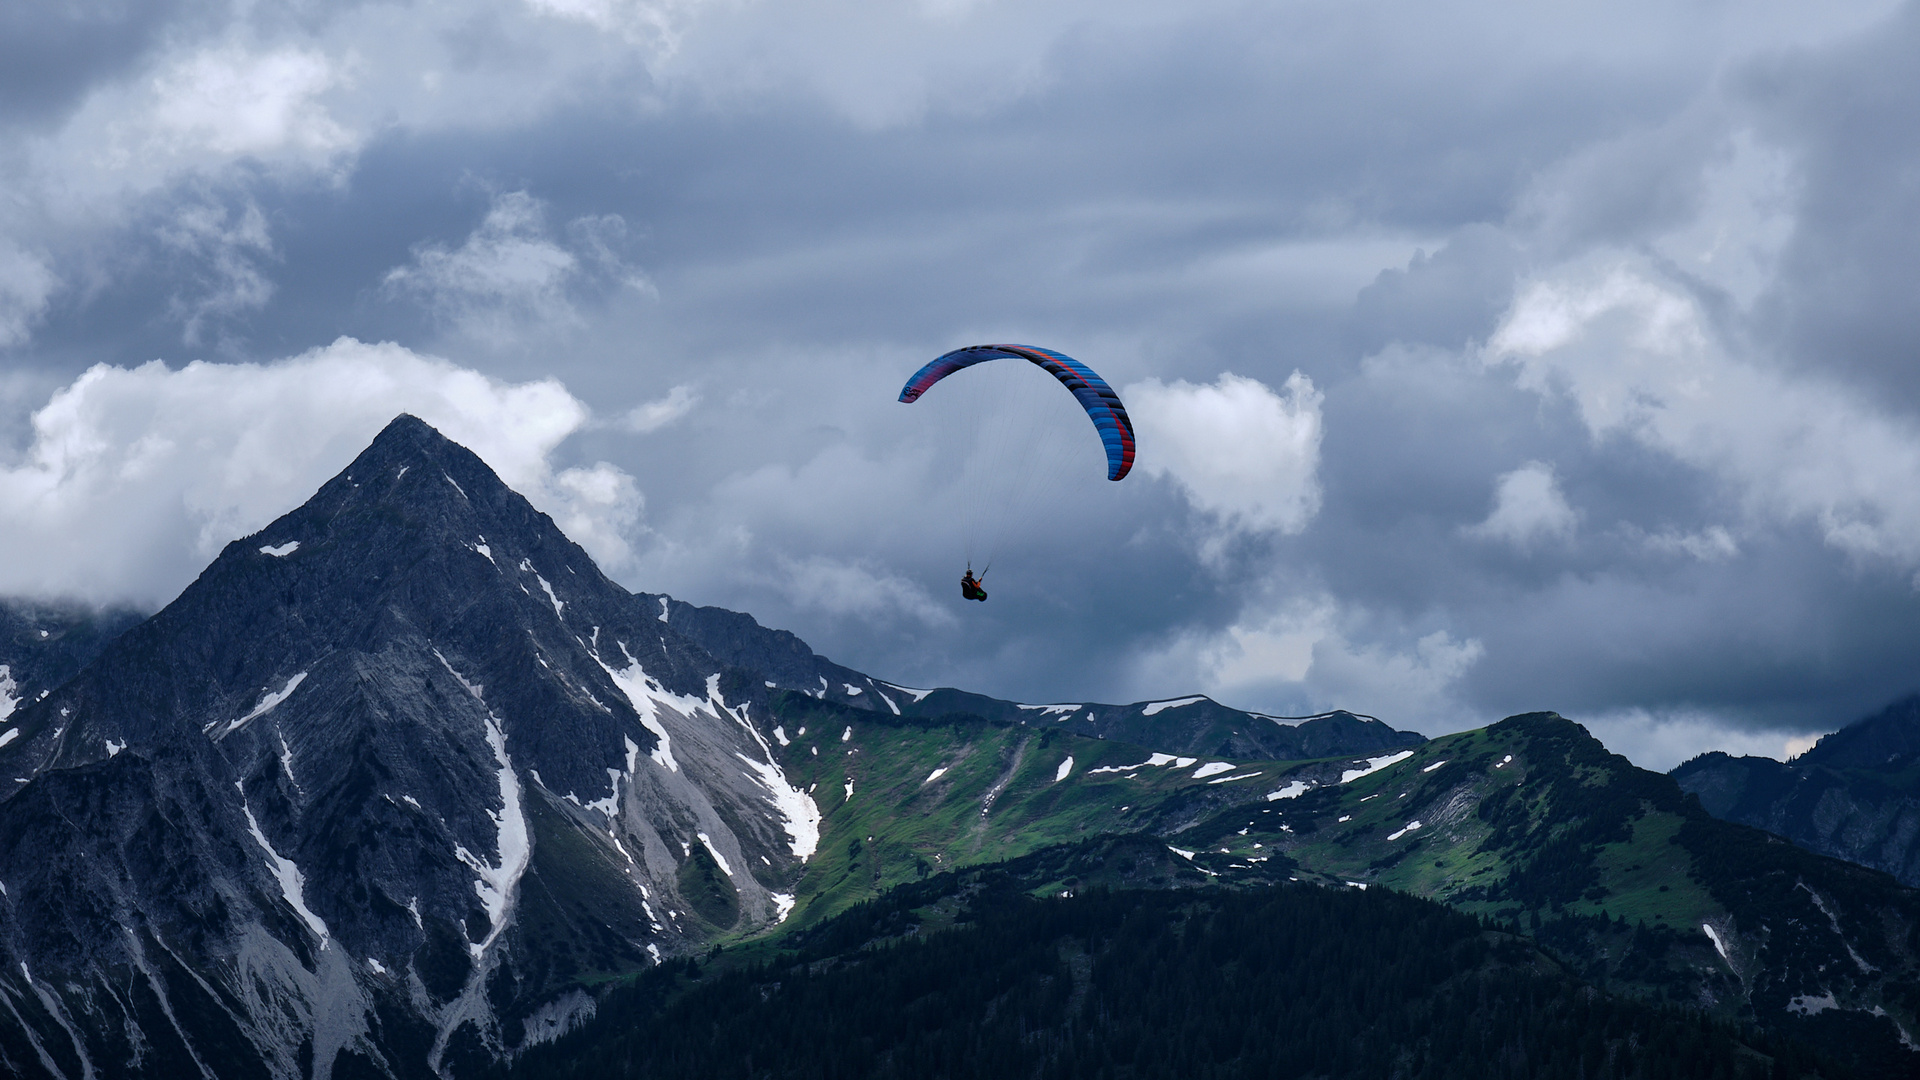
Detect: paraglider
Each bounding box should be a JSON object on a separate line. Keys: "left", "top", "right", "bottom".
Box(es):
{"left": 900, "top": 345, "right": 1135, "bottom": 602}
{"left": 898, "top": 344, "right": 1136, "bottom": 481}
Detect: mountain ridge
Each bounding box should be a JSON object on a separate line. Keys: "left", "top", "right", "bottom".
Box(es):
{"left": 0, "top": 415, "right": 1425, "bottom": 1079}
{"left": 1673, "top": 695, "right": 1920, "bottom": 887}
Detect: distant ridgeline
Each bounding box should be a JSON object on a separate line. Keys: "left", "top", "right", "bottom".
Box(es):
{"left": 0, "top": 416, "right": 1913, "bottom": 1078}
{"left": 1674, "top": 696, "right": 1920, "bottom": 888}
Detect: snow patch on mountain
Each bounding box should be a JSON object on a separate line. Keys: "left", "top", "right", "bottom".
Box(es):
{"left": 1192, "top": 762, "right": 1235, "bottom": 779}
{"left": 0, "top": 729, "right": 18, "bottom": 749}
{"left": 882, "top": 682, "right": 935, "bottom": 703}
{"left": 436, "top": 654, "right": 531, "bottom": 961}
{"left": 220, "top": 672, "right": 309, "bottom": 737}
{"left": 596, "top": 642, "right": 683, "bottom": 772}
{"left": 1342, "top": 751, "right": 1414, "bottom": 783}
{"left": 710, "top": 678, "right": 821, "bottom": 860}
{"left": 238, "top": 782, "right": 329, "bottom": 943}
{"left": 696, "top": 833, "right": 734, "bottom": 877}
{"left": 1267, "top": 780, "right": 1312, "bottom": 801}
{"left": 534, "top": 572, "right": 565, "bottom": 619}
{"left": 1019, "top": 703, "right": 1082, "bottom": 716}
{"left": 1142, "top": 696, "right": 1206, "bottom": 716}
{"left": 1054, "top": 756, "right": 1074, "bottom": 782}
{"left": 0, "top": 666, "right": 14, "bottom": 721}
{"left": 259, "top": 541, "right": 300, "bottom": 557}
{"left": 1089, "top": 752, "right": 1197, "bottom": 775}
{"left": 1702, "top": 923, "right": 1730, "bottom": 963}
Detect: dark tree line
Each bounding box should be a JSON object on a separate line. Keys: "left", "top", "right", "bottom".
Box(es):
{"left": 505, "top": 871, "right": 1838, "bottom": 1080}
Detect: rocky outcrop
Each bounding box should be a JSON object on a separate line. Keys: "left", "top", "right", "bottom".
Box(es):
{"left": 1673, "top": 696, "right": 1920, "bottom": 887}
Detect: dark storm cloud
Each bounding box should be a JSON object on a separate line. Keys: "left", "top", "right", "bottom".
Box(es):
{"left": 3, "top": 0, "right": 1919, "bottom": 769}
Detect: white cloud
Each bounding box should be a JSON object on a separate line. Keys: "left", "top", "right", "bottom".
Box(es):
{"left": 523, "top": 0, "right": 711, "bottom": 58}
{"left": 383, "top": 191, "right": 582, "bottom": 340}
{"left": 1465, "top": 461, "right": 1577, "bottom": 549}
{"left": 0, "top": 338, "right": 641, "bottom": 605}
{"left": 1134, "top": 595, "right": 1483, "bottom": 728}
{"left": 1487, "top": 259, "right": 1920, "bottom": 575}
{"left": 31, "top": 43, "right": 357, "bottom": 216}
{"left": 1125, "top": 371, "right": 1323, "bottom": 538}
{"left": 622, "top": 385, "right": 699, "bottom": 433}
{"left": 1640, "top": 525, "right": 1740, "bottom": 561}
{"left": 1572, "top": 704, "right": 1830, "bottom": 772}
{"left": 769, "top": 555, "right": 955, "bottom": 628}
{"left": 149, "top": 46, "right": 353, "bottom": 160}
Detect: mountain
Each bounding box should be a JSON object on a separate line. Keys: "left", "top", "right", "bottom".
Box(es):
{"left": 1673, "top": 697, "right": 1920, "bottom": 887}
{"left": 0, "top": 599, "right": 143, "bottom": 721}
{"left": 641, "top": 607, "right": 1424, "bottom": 761}
{"left": 511, "top": 836, "right": 1838, "bottom": 1080}
{"left": 0, "top": 416, "right": 1421, "bottom": 1080}
{"left": 1163, "top": 712, "right": 1920, "bottom": 1073}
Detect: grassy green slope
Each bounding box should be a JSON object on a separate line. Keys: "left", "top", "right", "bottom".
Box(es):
{"left": 1170, "top": 712, "right": 1920, "bottom": 1063}
{"left": 758, "top": 694, "right": 1294, "bottom": 931}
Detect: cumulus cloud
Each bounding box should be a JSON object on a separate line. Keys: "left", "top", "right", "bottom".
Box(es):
{"left": 0, "top": 339, "right": 642, "bottom": 605}
{"left": 383, "top": 191, "right": 650, "bottom": 345}
{"left": 1465, "top": 461, "right": 1577, "bottom": 549}
{"left": 1135, "top": 595, "right": 1484, "bottom": 729}
{"left": 383, "top": 192, "right": 581, "bottom": 338}
{"left": 1486, "top": 259, "right": 1920, "bottom": 576}
{"left": 1125, "top": 372, "right": 1323, "bottom": 539}
{"left": 149, "top": 46, "right": 352, "bottom": 161}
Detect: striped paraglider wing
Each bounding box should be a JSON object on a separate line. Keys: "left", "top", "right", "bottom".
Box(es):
{"left": 897, "top": 344, "right": 1136, "bottom": 481}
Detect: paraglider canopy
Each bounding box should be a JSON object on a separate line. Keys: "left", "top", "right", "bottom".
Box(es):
{"left": 898, "top": 344, "right": 1136, "bottom": 481}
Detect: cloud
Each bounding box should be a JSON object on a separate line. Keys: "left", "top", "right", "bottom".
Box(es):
{"left": 1465, "top": 461, "right": 1577, "bottom": 549}
{"left": 1640, "top": 525, "right": 1739, "bottom": 561}
{"left": 1125, "top": 372, "right": 1323, "bottom": 539}
{"left": 149, "top": 45, "right": 351, "bottom": 160}
{"left": 622, "top": 385, "right": 699, "bottom": 433}
{"left": 0, "top": 338, "right": 641, "bottom": 605}
{"left": 0, "top": 242, "right": 58, "bottom": 348}
{"left": 382, "top": 192, "right": 582, "bottom": 339}
{"left": 157, "top": 199, "right": 276, "bottom": 344}
{"left": 1134, "top": 595, "right": 1484, "bottom": 729}
{"left": 382, "top": 191, "right": 651, "bottom": 346}
{"left": 1568, "top": 705, "right": 1831, "bottom": 773}
{"left": 1486, "top": 259, "right": 1920, "bottom": 576}
{"left": 522, "top": 0, "right": 711, "bottom": 57}
{"left": 769, "top": 554, "right": 955, "bottom": 628}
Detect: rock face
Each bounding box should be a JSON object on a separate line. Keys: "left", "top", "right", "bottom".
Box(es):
{"left": 0, "top": 416, "right": 1442, "bottom": 1079}
{"left": 0, "top": 600, "right": 143, "bottom": 721}
{"left": 1673, "top": 696, "right": 1920, "bottom": 887}
{"left": 0, "top": 417, "right": 835, "bottom": 1078}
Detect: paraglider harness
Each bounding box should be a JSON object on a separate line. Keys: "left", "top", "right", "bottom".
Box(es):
{"left": 960, "top": 566, "right": 988, "bottom": 602}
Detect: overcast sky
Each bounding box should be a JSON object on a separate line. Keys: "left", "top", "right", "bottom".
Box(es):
{"left": 5, "top": 0, "right": 1920, "bottom": 768}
